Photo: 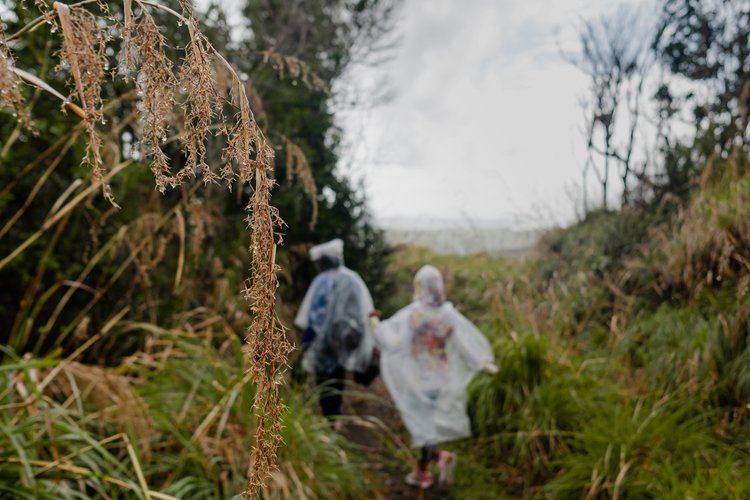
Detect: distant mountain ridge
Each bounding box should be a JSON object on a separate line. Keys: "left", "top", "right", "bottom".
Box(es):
{"left": 378, "top": 218, "right": 544, "bottom": 256}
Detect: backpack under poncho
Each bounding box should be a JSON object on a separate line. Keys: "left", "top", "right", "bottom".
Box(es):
{"left": 294, "top": 266, "right": 375, "bottom": 375}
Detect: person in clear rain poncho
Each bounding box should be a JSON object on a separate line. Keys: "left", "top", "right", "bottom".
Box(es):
{"left": 373, "top": 265, "right": 497, "bottom": 489}
{"left": 294, "top": 239, "right": 377, "bottom": 429}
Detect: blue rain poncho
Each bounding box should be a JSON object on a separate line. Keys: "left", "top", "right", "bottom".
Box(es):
{"left": 374, "top": 265, "right": 495, "bottom": 448}
{"left": 294, "top": 264, "right": 375, "bottom": 376}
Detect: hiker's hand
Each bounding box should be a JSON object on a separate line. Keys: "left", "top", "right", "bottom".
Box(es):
{"left": 483, "top": 363, "right": 499, "bottom": 374}
{"left": 368, "top": 315, "right": 381, "bottom": 332}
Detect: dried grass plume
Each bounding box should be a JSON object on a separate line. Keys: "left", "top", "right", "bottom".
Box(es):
{"left": 0, "top": 23, "right": 31, "bottom": 128}
{"left": 55, "top": 2, "right": 116, "bottom": 206}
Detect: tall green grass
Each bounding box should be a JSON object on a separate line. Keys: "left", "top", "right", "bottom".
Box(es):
{"left": 389, "top": 166, "right": 750, "bottom": 497}
{"left": 0, "top": 321, "right": 372, "bottom": 499}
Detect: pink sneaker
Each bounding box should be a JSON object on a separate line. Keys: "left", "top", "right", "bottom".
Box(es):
{"left": 405, "top": 470, "right": 434, "bottom": 489}
{"left": 436, "top": 451, "right": 457, "bottom": 485}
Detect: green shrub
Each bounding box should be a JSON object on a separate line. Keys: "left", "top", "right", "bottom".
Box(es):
{"left": 0, "top": 325, "right": 372, "bottom": 499}
{"left": 544, "top": 396, "right": 747, "bottom": 499}
{"left": 470, "top": 331, "right": 548, "bottom": 437}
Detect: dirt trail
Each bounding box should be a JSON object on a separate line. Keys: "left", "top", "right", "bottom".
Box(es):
{"left": 340, "top": 377, "right": 452, "bottom": 500}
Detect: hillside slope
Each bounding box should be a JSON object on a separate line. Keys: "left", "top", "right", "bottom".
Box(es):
{"left": 379, "top": 170, "right": 750, "bottom": 497}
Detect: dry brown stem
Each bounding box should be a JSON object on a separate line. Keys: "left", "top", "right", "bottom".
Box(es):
{"left": 175, "top": 5, "right": 222, "bottom": 186}
{"left": 0, "top": 24, "right": 32, "bottom": 128}
{"left": 243, "top": 164, "right": 291, "bottom": 492}
{"left": 261, "top": 48, "right": 329, "bottom": 95}
{"left": 221, "top": 72, "right": 271, "bottom": 188}
{"left": 120, "top": 0, "right": 178, "bottom": 192}
{"left": 55, "top": 1, "right": 116, "bottom": 206}
{"left": 285, "top": 138, "right": 318, "bottom": 229}
{"left": 140, "top": 1, "right": 292, "bottom": 491}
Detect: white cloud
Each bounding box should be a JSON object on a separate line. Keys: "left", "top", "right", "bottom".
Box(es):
{"left": 338, "top": 0, "right": 653, "bottom": 228}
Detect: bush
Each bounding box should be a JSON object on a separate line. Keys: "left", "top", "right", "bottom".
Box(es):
{"left": 544, "top": 396, "right": 749, "bottom": 499}
{"left": 0, "top": 323, "right": 372, "bottom": 499}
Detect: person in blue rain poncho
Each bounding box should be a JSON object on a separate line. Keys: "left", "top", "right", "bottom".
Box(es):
{"left": 372, "top": 265, "right": 498, "bottom": 489}
{"left": 294, "top": 239, "right": 376, "bottom": 427}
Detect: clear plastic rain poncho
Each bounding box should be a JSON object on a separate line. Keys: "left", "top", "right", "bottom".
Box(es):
{"left": 374, "top": 265, "right": 495, "bottom": 448}
{"left": 294, "top": 241, "right": 375, "bottom": 376}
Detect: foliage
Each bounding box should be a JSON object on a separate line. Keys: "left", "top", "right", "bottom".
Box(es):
{"left": 0, "top": 0, "right": 396, "bottom": 356}
{"left": 387, "top": 160, "right": 750, "bottom": 497}
{"left": 0, "top": 0, "right": 397, "bottom": 494}
{"left": 574, "top": 5, "right": 652, "bottom": 208}
{"left": 574, "top": 0, "right": 750, "bottom": 212}
{"left": 0, "top": 321, "right": 371, "bottom": 498}
{"left": 655, "top": 0, "right": 750, "bottom": 149}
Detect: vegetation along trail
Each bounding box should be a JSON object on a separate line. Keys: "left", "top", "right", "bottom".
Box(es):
{"left": 5, "top": 0, "right": 750, "bottom": 497}
{"left": 343, "top": 214, "right": 750, "bottom": 498}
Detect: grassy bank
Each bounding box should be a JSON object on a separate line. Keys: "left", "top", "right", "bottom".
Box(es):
{"left": 0, "top": 316, "right": 370, "bottom": 499}
{"left": 380, "top": 172, "right": 750, "bottom": 498}
{"left": 5, "top": 168, "right": 750, "bottom": 497}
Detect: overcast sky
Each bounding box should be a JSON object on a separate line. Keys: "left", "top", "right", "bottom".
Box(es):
{"left": 335, "top": 0, "right": 652, "bottom": 229}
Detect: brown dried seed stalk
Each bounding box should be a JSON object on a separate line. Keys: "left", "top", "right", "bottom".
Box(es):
{"left": 222, "top": 78, "right": 261, "bottom": 188}
{"left": 261, "top": 48, "right": 329, "bottom": 95}
{"left": 216, "top": 51, "right": 291, "bottom": 491}
{"left": 119, "top": 0, "right": 136, "bottom": 74}
{"left": 0, "top": 25, "right": 32, "bottom": 128}
{"left": 120, "top": 0, "right": 178, "bottom": 192}
{"left": 176, "top": 17, "right": 222, "bottom": 185}
{"left": 170, "top": 2, "right": 291, "bottom": 491}
{"left": 285, "top": 139, "right": 318, "bottom": 229}
{"left": 243, "top": 162, "right": 292, "bottom": 492}
{"left": 185, "top": 198, "right": 217, "bottom": 255}
{"left": 55, "top": 2, "right": 117, "bottom": 207}
{"left": 16, "top": 0, "right": 294, "bottom": 490}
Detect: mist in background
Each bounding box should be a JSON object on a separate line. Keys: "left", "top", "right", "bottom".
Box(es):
{"left": 336, "top": 0, "right": 655, "bottom": 240}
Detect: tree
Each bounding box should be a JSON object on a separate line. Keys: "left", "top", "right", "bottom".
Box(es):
{"left": 654, "top": 0, "right": 750, "bottom": 150}
{"left": 227, "top": 0, "right": 399, "bottom": 300}
{"left": 573, "top": 6, "right": 653, "bottom": 210}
